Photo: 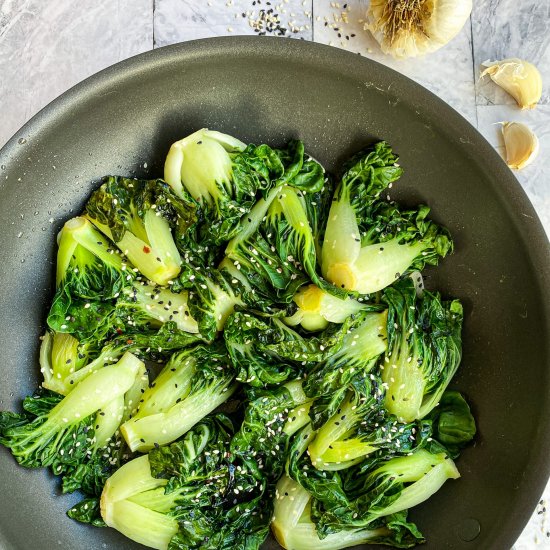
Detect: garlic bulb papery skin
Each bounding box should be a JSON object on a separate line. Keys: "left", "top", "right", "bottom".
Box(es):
{"left": 481, "top": 59, "right": 542, "bottom": 110}
{"left": 366, "top": 0, "right": 472, "bottom": 59}
{"left": 501, "top": 122, "right": 539, "bottom": 170}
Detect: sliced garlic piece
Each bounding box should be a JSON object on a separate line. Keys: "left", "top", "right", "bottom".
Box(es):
{"left": 366, "top": 0, "right": 472, "bottom": 59}
{"left": 482, "top": 59, "right": 542, "bottom": 109}
{"left": 501, "top": 122, "right": 539, "bottom": 170}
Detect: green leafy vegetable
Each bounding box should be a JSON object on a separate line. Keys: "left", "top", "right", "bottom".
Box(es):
{"left": 114, "top": 280, "right": 199, "bottom": 335}
{"left": 164, "top": 128, "right": 288, "bottom": 245}
{"left": 312, "top": 449, "right": 460, "bottom": 534}
{"left": 321, "top": 142, "right": 452, "bottom": 294}
{"left": 120, "top": 344, "right": 237, "bottom": 452}
{"left": 223, "top": 311, "right": 303, "bottom": 387}
{"left": 39, "top": 331, "right": 87, "bottom": 395}
{"left": 223, "top": 148, "right": 326, "bottom": 306}
{"left": 47, "top": 216, "right": 126, "bottom": 342}
{"left": 172, "top": 264, "right": 244, "bottom": 342}
{"left": 86, "top": 176, "right": 192, "bottom": 285}
{"left": 382, "top": 278, "right": 463, "bottom": 422}
{"left": 61, "top": 360, "right": 148, "bottom": 496}
{"left": 67, "top": 497, "right": 106, "bottom": 527}
{"left": 231, "top": 380, "right": 310, "bottom": 481}
{"left": 272, "top": 474, "right": 424, "bottom": 550}
{"left": 223, "top": 186, "right": 309, "bottom": 304}
{"left": 0, "top": 353, "right": 143, "bottom": 469}
{"left": 427, "top": 391, "right": 476, "bottom": 458}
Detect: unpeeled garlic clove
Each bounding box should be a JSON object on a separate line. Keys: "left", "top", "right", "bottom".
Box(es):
{"left": 501, "top": 122, "right": 539, "bottom": 170}
{"left": 482, "top": 58, "right": 542, "bottom": 109}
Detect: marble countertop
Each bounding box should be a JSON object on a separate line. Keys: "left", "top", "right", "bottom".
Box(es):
{"left": 1, "top": 0, "right": 549, "bottom": 547}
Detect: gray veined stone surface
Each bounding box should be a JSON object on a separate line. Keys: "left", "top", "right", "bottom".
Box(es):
{"left": 0, "top": 0, "right": 549, "bottom": 547}
{"left": 0, "top": 0, "right": 153, "bottom": 145}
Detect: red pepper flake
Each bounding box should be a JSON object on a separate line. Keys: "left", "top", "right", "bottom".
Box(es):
{"left": 116, "top": 328, "right": 123, "bottom": 335}
{"left": 143, "top": 246, "right": 151, "bottom": 253}
{"left": 126, "top": 339, "right": 134, "bottom": 345}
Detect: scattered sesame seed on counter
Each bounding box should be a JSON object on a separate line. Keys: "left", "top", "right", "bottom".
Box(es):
{"left": 513, "top": 493, "right": 550, "bottom": 549}
{"left": 221, "top": 0, "right": 314, "bottom": 38}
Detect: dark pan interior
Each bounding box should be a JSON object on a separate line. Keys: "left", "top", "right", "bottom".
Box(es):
{"left": 0, "top": 37, "right": 549, "bottom": 550}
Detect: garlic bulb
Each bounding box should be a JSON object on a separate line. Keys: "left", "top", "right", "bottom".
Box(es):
{"left": 501, "top": 122, "right": 539, "bottom": 170}
{"left": 366, "top": 0, "right": 472, "bottom": 59}
{"left": 481, "top": 59, "right": 542, "bottom": 110}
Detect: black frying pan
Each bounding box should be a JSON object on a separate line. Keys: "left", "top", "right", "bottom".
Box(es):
{"left": 0, "top": 37, "right": 549, "bottom": 550}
